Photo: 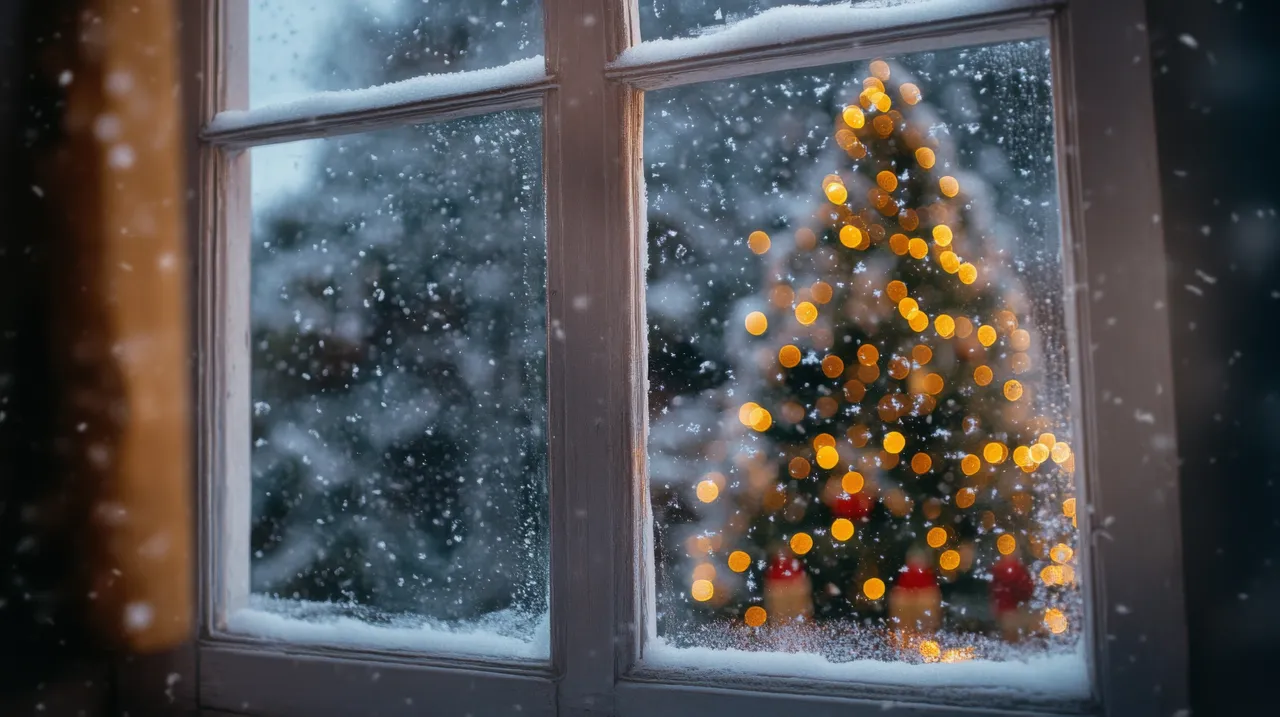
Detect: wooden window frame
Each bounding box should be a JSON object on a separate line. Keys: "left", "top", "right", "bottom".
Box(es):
{"left": 120, "top": 1, "right": 1187, "bottom": 715}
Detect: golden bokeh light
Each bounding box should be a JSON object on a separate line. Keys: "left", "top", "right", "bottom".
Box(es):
{"left": 790, "top": 532, "right": 814, "bottom": 555}
{"left": 877, "top": 170, "right": 899, "bottom": 193}
{"left": 899, "top": 208, "right": 920, "bottom": 231}
{"left": 997, "top": 534, "right": 1016, "bottom": 555}
{"left": 956, "top": 487, "right": 977, "bottom": 508}
{"left": 955, "top": 316, "right": 974, "bottom": 338}
{"left": 939, "top": 175, "right": 960, "bottom": 197}
{"left": 812, "top": 281, "right": 833, "bottom": 304}
{"left": 939, "top": 550, "right": 961, "bottom": 571}
{"left": 691, "top": 579, "right": 714, "bottom": 602}
{"left": 1029, "top": 442, "right": 1050, "bottom": 464}
{"left": 908, "top": 237, "right": 929, "bottom": 259}
{"left": 961, "top": 454, "right": 981, "bottom": 476}
{"left": 813, "top": 433, "right": 836, "bottom": 450}
{"left": 822, "top": 355, "right": 845, "bottom": 378}
{"left": 1050, "top": 543, "right": 1074, "bottom": 564}
{"left": 824, "top": 180, "right": 848, "bottom": 205}
{"left": 883, "top": 431, "right": 906, "bottom": 454}
{"left": 857, "top": 344, "right": 880, "bottom": 366}
{"left": 912, "top": 344, "right": 933, "bottom": 365}
{"left": 1012, "top": 445, "right": 1033, "bottom": 468}
{"left": 898, "top": 297, "right": 919, "bottom": 319}
{"left": 750, "top": 408, "right": 772, "bottom": 432}
{"left": 738, "top": 402, "right": 760, "bottom": 426}
{"left": 747, "top": 230, "right": 770, "bottom": 255}
{"left": 842, "top": 105, "right": 866, "bottom": 129}
{"left": 863, "top": 577, "right": 886, "bottom": 600}
{"left": 816, "top": 445, "right": 840, "bottom": 470}
{"left": 889, "top": 232, "right": 909, "bottom": 255}
{"left": 1051, "top": 442, "right": 1072, "bottom": 464}
{"left": 795, "top": 301, "right": 819, "bottom": 326}
{"left": 916, "top": 146, "right": 936, "bottom": 169}
{"left": 932, "top": 224, "right": 953, "bottom": 247}
{"left": 788, "top": 457, "right": 811, "bottom": 479}
{"left": 900, "top": 82, "right": 922, "bottom": 104}
{"left": 1063, "top": 497, "right": 1077, "bottom": 518}
{"left": 908, "top": 311, "right": 929, "bottom": 332}
{"left": 977, "top": 325, "right": 997, "bottom": 347}
{"left": 927, "top": 527, "right": 948, "bottom": 548}
{"left": 843, "top": 379, "right": 867, "bottom": 403}
{"left": 886, "top": 279, "right": 908, "bottom": 302}
{"left": 831, "top": 518, "right": 855, "bottom": 542}
{"left": 779, "top": 344, "right": 802, "bottom": 368}
{"left": 922, "top": 373, "right": 944, "bottom": 395}
{"left": 888, "top": 355, "right": 911, "bottom": 380}
{"left": 939, "top": 250, "right": 960, "bottom": 274}
{"left": 973, "top": 365, "right": 993, "bottom": 387}
{"left": 983, "top": 442, "right": 1008, "bottom": 465}
{"left": 842, "top": 471, "right": 865, "bottom": 494}
{"left": 870, "top": 59, "right": 891, "bottom": 81}
{"left": 935, "top": 314, "right": 956, "bottom": 339}
{"left": 745, "top": 311, "right": 768, "bottom": 336}
{"left": 1041, "top": 565, "right": 1064, "bottom": 586}
{"left": 840, "top": 224, "right": 864, "bottom": 248}
{"left": 728, "top": 550, "right": 752, "bottom": 573}
{"left": 1044, "top": 608, "right": 1069, "bottom": 635}
{"left": 919, "top": 640, "right": 942, "bottom": 661}
{"left": 744, "top": 605, "right": 767, "bottom": 627}
{"left": 1003, "top": 379, "right": 1024, "bottom": 401}
{"left": 911, "top": 452, "right": 933, "bottom": 474}
{"left": 957, "top": 262, "right": 978, "bottom": 285}
{"left": 873, "top": 113, "right": 894, "bottom": 136}
{"left": 696, "top": 480, "right": 720, "bottom": 503}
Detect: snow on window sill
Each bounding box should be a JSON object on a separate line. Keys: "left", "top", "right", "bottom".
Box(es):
{"left": 641, "top": 637, "right": 1090, "bottom": 698}
{"left": 225, "top": 595, "right": 550, "bottom": 660}
{"left": 614, "top": 0, "right": 1051, "bottom": 68}
{"left": 208, "top": 56, "right": 548, "bottom": 134}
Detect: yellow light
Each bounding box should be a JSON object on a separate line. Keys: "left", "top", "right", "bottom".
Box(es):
{"left": 911, "top": 452, "right": 933, "bottom": 474}
{"left": 748, "top": 230, "right": 771, "bottom": 255}
{"left": 900, "top": 82, "right": 922, "bottom": 105}
{"left": 1044, "top": 608, "right": 1069, "bottom": 635}
{"left": 1029, "top": 443, "right": 1050, "bottom": 464}
{"left": 997, "top": 534, "right": 1016, "bottom": 555}
{"left": 958, "top": 262, "right": 978, "bottom": 285}
{"left": 728, "top": 551, "right": 751, "bottom": 573}
{"left": 932, "top": 225, "right": 953, "bottom": 247}
{"left": 956, "top": 487, "right": 976, "bottom": 508}
{"left": 1051, "top": 442, "right": 1072, "bottom": 464}
{"left": 779, "top": 344, "right": 802, "bottom": 368}
{"left": 922, "top": 373, "right": 944, "bottom": 395}
{"left": 909, "top": 312, "right": 929, "bottom": 332}
{"left": 842, "top": 471, "right": 865, "bottom": 494}
{"left": 939, "top": 549, "right": 961, "bottom": 571}
{"left": 816, "top": 445, "right": 840, "bottom": 470}
{"left": 908, "top": 237, "right": 929, "bottom": 259}
{"left": 973, "top": 365, "right": 993, "bottom": 387}
{"left": 839, "top": 224, "right": 864, "bottom": 249}
{"left": 1063, "top": 498, "right": 1077, "bottom": 518}
{"left": 939, "top": 175, "right": 960, "bottom": 197}
{"left": 795, "top": 301, "right": 819, "bottom": 325}
{"left": 745, "top": 311, "right": 768, "bottom": 336}
{"left": 870, "top": 59, "right": 891, "bottom": 81}
{"left": 883, "top": 431, "right": 906, "bottom": 454}
{"left": 916, "top": 146, "right": 936, "bottom": 169}
{"left": 842, "top": 105, "right": 865, "bottom": 129}
{"left": 935, "top": 314, "right": 956, "bottom": 339}
{"left": 751, "top": 408, "right": 773, "bottom": 432}
{"left": 695, "top": 480, "right": 719, "bottom": 503}
{"left": 1003, "top": 380, "right": 1024, "bottom": 401}
{"left": 825, "top": 181, "right": 848, "bottom": 205}
{"left": 873, "top": 92, "right": 892, "bottom": 113}
{"left": 857, "top": 344, "right": 879, "bottom": 366}
{"left": 863, "top": 577, "right": 886, "bottom": 600}
{"left": 691, "top": 579, "right": 714, "bottom": 602}
{"left": 864, "top": 76, "right": 886, "bottom": 93}
{"left": 889, "top": 232, "right": 909, "bottom": 255}
{"left": 961, "top": 454, "right": 981, "bottom": 476}
{"left": 812, "top": 281, "right": 833, "bottom": 304}
{"left": 939, "top": 250, "right": 960, "bottom": 273}
{"left": 983, "top": 442, "right": 1008, "bottom": 465}
{"left": 831, "top": 518, "right": 855, "bottom": 542}
{"left": 877, "top": 170, "right": 899, "bottom": 193}
{"left": 813, "top": 433, "right": 836, "bottom": 450}
{"left": 977, "top": 325, "right": 997, "bottom": 347}
{"left": 1041, "top": 565, "right": 1064, "bottom": 586}
{"left": 1038, "top": 432, "right": 1057, "bottom": 448}
{"left": 919, "top": 640, "right": 942, "bottom": 661}
{"left": 790, "top": 532, "right": 814, "bottom": 555}
{"left": 897, "top": 297, "right": 919, "bottom": 319}
{"left": 955, "top": 316, "right": 974, "bottom": 338}
{"left": 737, "top": 402, "right": 760, "bottom": 426}
{"left": 886, "top": 280, "right": 908, "bottom": 302}
{"left": 821, "top": 355, "right": 845, "bottom": 379}
{"left": 788, "top": 457, "right": 811, "bottom": 479}
{"left": 1013, "top": 445, "right": 1033, "bottom": 467}
{"left": 912, "top": 345, "right": 933, "bottom": 366}
{"left": 926, "top": 527, "right": 947, "bottom": 548}
{"left": 1050, "top": 543, "right": 1074, "bottom": 564}
{"left": 744, "top": 605, "right": 767, "bottom": 627}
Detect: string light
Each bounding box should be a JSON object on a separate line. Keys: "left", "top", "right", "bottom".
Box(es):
{"left": 748, "top": 231, "right": 770, "bottom": 254}
{"left": 863, "top": 578, "right": 886, "bottom": 600}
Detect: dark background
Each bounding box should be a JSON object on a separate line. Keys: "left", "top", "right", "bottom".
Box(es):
{"left": 2, "top": 0, "right": 1279, "bottom": 714}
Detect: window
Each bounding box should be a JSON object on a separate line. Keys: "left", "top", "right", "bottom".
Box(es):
{"left": 141, "top": 0, "right": 1188, "bottom": 715}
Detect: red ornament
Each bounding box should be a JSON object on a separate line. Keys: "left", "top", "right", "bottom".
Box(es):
{"left": 990, "top": 556, "right": 1034, "bottom": 614}
{"left": 766, "top": 554, "right": 805, "bottom": 582}
{"left": 831, "top": 491, "right": 874, "bottom": 521}
{"left": 894, "top": 561, "right": 938, "bottom": 590}
{"left": 888, "top": 557, "right": 943, "bottom": 633}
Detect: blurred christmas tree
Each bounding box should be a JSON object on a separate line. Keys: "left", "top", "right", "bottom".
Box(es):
{"left": 649, "top": 51, "right": 1080, "bottom": 662}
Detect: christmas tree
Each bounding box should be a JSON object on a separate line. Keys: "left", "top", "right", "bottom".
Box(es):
{"left": 649, "top": 49, "right": 1080, "bottom": 663}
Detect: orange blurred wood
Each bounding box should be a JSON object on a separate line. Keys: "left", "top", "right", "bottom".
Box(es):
{"left": 49, "top": 0, "right": 193, "bottom": 653}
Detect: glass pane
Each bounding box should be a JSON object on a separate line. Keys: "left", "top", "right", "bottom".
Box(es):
{"left": 645, "top": 40, "right": 1086, "bottom": 693}
{"left": 642, "top": 0, "right": 885, "bottom": 40}
{"left": 240, "top": 110, "right": 548, "bottom": 658}
{"left": 249, "top": 0, "right": 543, "bottom": 108}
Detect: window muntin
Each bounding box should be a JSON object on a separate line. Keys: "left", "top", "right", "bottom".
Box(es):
{"left": 641, "top": 0, "right": 870, "bottom": 40}
{"left": 644, "top": 38, "right": 1084, "bottom": 692}
{"left": 238, "top": 110, "right": 550, "bottom": 658}
{"left": 248, "top": 0, "right": 545, "bottom": 108}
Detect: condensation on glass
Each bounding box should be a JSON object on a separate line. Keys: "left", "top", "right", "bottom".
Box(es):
{"left": 641, "top": 0, "right": 915, "bottom": 40}
{"left": 239, "top": 110, "right": 549, "bottom": 658}
{"left": 248, "top": 0, "right": 544, "bottom": 108}
{"left": 644, "top": 40, "right": 1087, "bottom": 692}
